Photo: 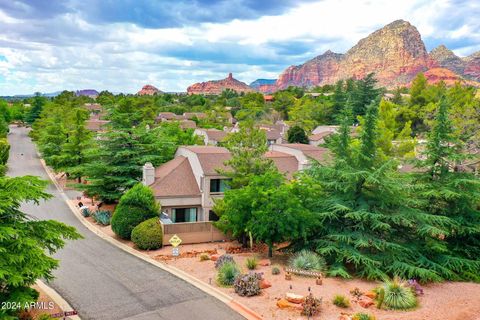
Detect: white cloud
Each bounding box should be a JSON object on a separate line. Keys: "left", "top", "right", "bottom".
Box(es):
{"left": 0, "top": 0, "right": 478, "bottom": 95}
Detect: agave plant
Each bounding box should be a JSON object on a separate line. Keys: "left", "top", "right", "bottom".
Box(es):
{"left": 380, "top": 277, "right": 417, "bottom": 310}
{"left": 289, "top": 250, "right": 326, "bottom": 272}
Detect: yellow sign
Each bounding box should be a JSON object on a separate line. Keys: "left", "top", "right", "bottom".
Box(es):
{"left": 169, "top": 234, "right": 182, "bottom": 247}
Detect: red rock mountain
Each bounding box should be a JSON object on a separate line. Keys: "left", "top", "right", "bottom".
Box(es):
{"left": 275, "top": 20, "right": 479, "bottom": 89}
{"left": 187, "top": 73, "right": 254, "bottom": 95}
{"left": 137, "top": 84, "right": 161, "bottom": 95}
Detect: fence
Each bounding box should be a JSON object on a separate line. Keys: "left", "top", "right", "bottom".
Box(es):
{"left": 161, "top": 221, "right": 230, "bottom": 246}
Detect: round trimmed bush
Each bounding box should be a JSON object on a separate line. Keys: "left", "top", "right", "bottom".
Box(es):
{"left": 131, "top": 218, "right": 163, "bottom": 250}
{"left": 111, "top": 183, "right": 160, "bottom": 239}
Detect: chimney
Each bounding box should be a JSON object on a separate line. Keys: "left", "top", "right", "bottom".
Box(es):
{"left": 227, "top": 72, "right": 233, "bottom": 79}
{"left": 142, "top": 162, "right": 155, "bottom": 186}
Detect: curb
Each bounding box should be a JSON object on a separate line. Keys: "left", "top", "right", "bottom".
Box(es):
{"left": 38, "top": 158, "right": 262, "bottom": 320}
{"left": 36, "top": 280, "right": 81, "bottom": 320}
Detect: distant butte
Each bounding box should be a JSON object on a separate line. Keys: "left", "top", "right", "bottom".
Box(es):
{"left": 187, "top": 73, "right": 254, "bottom": 95}
{"left": 137, "top": 84, "right": 162, "bottom": 95}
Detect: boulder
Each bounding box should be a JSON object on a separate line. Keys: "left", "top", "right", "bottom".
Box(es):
{"left": 364, "top": 291, "right": 376, "bottom": 299}
{"left": 259, "top": 279, "right": 272, "bottom": 289}
{"left": 286, "top": 292, "right": 304, "bottom": 304}
{"left": 210, "top": 254, "right": 220, "bottom": 261}
{"left": 259, "top": 259, "right": 271, "bottom": 266}
{"left": 338, "top": 315, "right": 352, "bottom": 320}
{"left": 358, "top": 296, "right": 375, "bottom": 309}
{"left": 276, "top": 299, "right": 302, "bottom": 310}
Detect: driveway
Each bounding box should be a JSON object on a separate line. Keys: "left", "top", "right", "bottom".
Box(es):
{"left": 7, "top": 125, "right": 244, "bottom": 320}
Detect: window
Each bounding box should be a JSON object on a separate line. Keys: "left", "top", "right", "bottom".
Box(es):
{"left": 209, "top": 179, "right": 230, "bottom": 193}
{"left": 209, "top": 210, "right": 219, "bottom": 222}
{"left": 171, "top": 208, "right": 197, "bottom": 223}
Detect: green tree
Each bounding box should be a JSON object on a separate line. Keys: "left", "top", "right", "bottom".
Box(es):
{"left": 412, "top": 97, "right": 480, "bottom": 280}
{"left": 111, "top": 183, "right": 160, "bottom": 239}
{"left": 0, "top": 176, "right": 81, "bottom": 319}
{"left": 57, "top": 108, "right": 93, "bottom": 181}
{"left": 351, "top": 73, "right": 381, "bottom": 119}
{"left": 25, "top": 94, "right": 47, "bottom": 125}
{"left": 298, "top": 102, "right": 457, "bottom": 281}
{"left": 220, "top": 121, "right": 274, "bottom": 188}
{"left": 0, "top": 138, "right": 10, "bottom": 175}
{"left": 331, "top": 80, "right": 347, "bottom": 123}
{"left": 287, "top": 125, "right": 309, "bottom": 144}
{"left": 80, "top": 125, "right": 177, "bottom": 203}
{"left": 273, "top": 91, "right": 295, "bottom": 120}
{"left": 245, "top": 171, "right": 314, "bottom": 257}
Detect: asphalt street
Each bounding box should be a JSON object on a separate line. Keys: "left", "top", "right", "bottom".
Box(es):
{"left": 7, "top": 125, "right": 244, "bottom": 320}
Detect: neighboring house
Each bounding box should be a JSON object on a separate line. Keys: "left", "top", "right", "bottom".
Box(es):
{"left": 142, "top": 144, "right": 329, "bottom": 225}
{"left": 311, "top": 125, "right": 339, "bottom": 135}
{"left": 309, "top": 131, "right": 334, "bottom": 146}
{"left": 264, "top": 95, "right": 274, "bottom": 102}
{"left": 84, "top": 103, "right": 106, "bottom": 120}
{"left": 85, "top": 119, "right": 110, "bottom": 132}
{"left": 183, "top": 112, "right": 207, "bottom": 120}
{"left": 156, "top": 112, "right": 179, "bottom": 122}
{"left": 258, "top": 121, "right": 289, "bottom": 145}
{"left": 194, "top": 128, "right": 228, "bottom": 146}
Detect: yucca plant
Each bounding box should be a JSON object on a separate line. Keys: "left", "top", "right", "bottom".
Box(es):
{"left": 289, "top": 250, "right": 326, "bottom": 272}
{"left": 332, "top": 294, "right": 350, "bottom": 308}
{"left": 352, "top": 313, "right": 376, "bottom": 320}
{"left": 216, "top": 262, "right": 240, "bottom": 286}
{"left": 380, "top": 277, "right": 417, "bottom": 310}
{"left": 245, "top": 257, "right": 258, "bottom": 270}
{"left": 93, "top": 210, "right": 111, "bottom": 226}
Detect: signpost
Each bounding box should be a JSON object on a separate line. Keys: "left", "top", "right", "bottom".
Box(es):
{"left": 169, "top": 234, "right": 182, "bottom": 257}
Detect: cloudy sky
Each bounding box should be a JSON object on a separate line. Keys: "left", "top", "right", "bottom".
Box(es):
{"left": 0, "top": 0, "right": 479, "bottom": 95}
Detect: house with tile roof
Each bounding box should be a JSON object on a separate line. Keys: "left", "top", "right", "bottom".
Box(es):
{"left": 142, "top": 144, "right": 329, "bottom": 227}
{"left": 194, "top": 128, "right": 228, "bottom": 146}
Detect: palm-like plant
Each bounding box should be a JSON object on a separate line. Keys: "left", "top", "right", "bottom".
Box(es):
{"left": 380, "top": 277, "right": 417, "bottom": 310}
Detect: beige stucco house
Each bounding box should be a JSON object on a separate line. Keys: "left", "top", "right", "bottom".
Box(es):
{"left": 143, "top": 144, "right": 328, "bottom": 224}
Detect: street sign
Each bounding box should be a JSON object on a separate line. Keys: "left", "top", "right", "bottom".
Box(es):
{"left": 172, "top": 247, "right": 180, "bottom": 257}
{"left": 169, "top": 234, "right": 182, "bottom": 247}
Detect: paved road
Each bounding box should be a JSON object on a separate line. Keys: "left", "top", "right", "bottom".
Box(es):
{"left": 7, "top": 126, "right": 244, "bottom": 320}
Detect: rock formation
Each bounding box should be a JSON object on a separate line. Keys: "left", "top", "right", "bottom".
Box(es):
{"left": 429, "top": 45, "right": 465, "bottom": 74}
{"left": 463, "top": 51, "right": 480, "bottom": 81}
{"left": 274, "top": 20, "right": 479, "bottom": 90}
{"left": 187, "top": 73, "right": 254, "bottom": 95}
{"left": 75, "top": 89, "right": 99, "bottom": 98}
{"left": 137, "top": 84, "right": 161, "bottom": 95}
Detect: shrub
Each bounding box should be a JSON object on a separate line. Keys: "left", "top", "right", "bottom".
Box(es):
{"left": 37, "top": 314, "right": 55, "bottom": 320}
{"left": 199, "top": 253, "right": 210, "bottom": 261}
{"left": 0, "top": 138, "right": 10, "bottom": 165}
{"left": 215, "top": 254, "right": 234, "bottom": 269}
{"left": 271, "top": 265, "right": 281, "bottom": 275}
{"left": 80, "top": 207, "right": 91, "bottom": 217}
{"left": 131, "top": 218, "right": 163, "bottom": 250}
{"left": 245, "top": 257, "right": 258, "bottom": 270}
{"left": 352, "top": 313, "right": 376, "bottom": 320}
{"left": 234, "top": 272, "right": 261, "bottom": 297}
{"left": 217, "top": 262, "right": 240, "bottom": 286}
{"left": 332, "top": 294, "right": 350, "bottom": 308}
{"left": 378, "top": 277, "right": 417, "bottom": 310}
{"left": 93, "top": 210, "right": 111, "bottom": 225}
{"left": 302, "top": 293, "right": 322, "bottom": 317}
{"left": 289, "top": 250, "right": 326, "bottom": 272}
{"left": 111, "top": 183, "right": 160, "bottom": 239}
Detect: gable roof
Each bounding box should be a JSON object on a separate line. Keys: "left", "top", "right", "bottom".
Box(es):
{"left": 150, "top": 156, "right": 201, "bottom": 197}
{"left": 277, "top": 143, "right": 330, "bottom": 162}
{"left": 265, "top": 151, "right": 299, "bottom": 179}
